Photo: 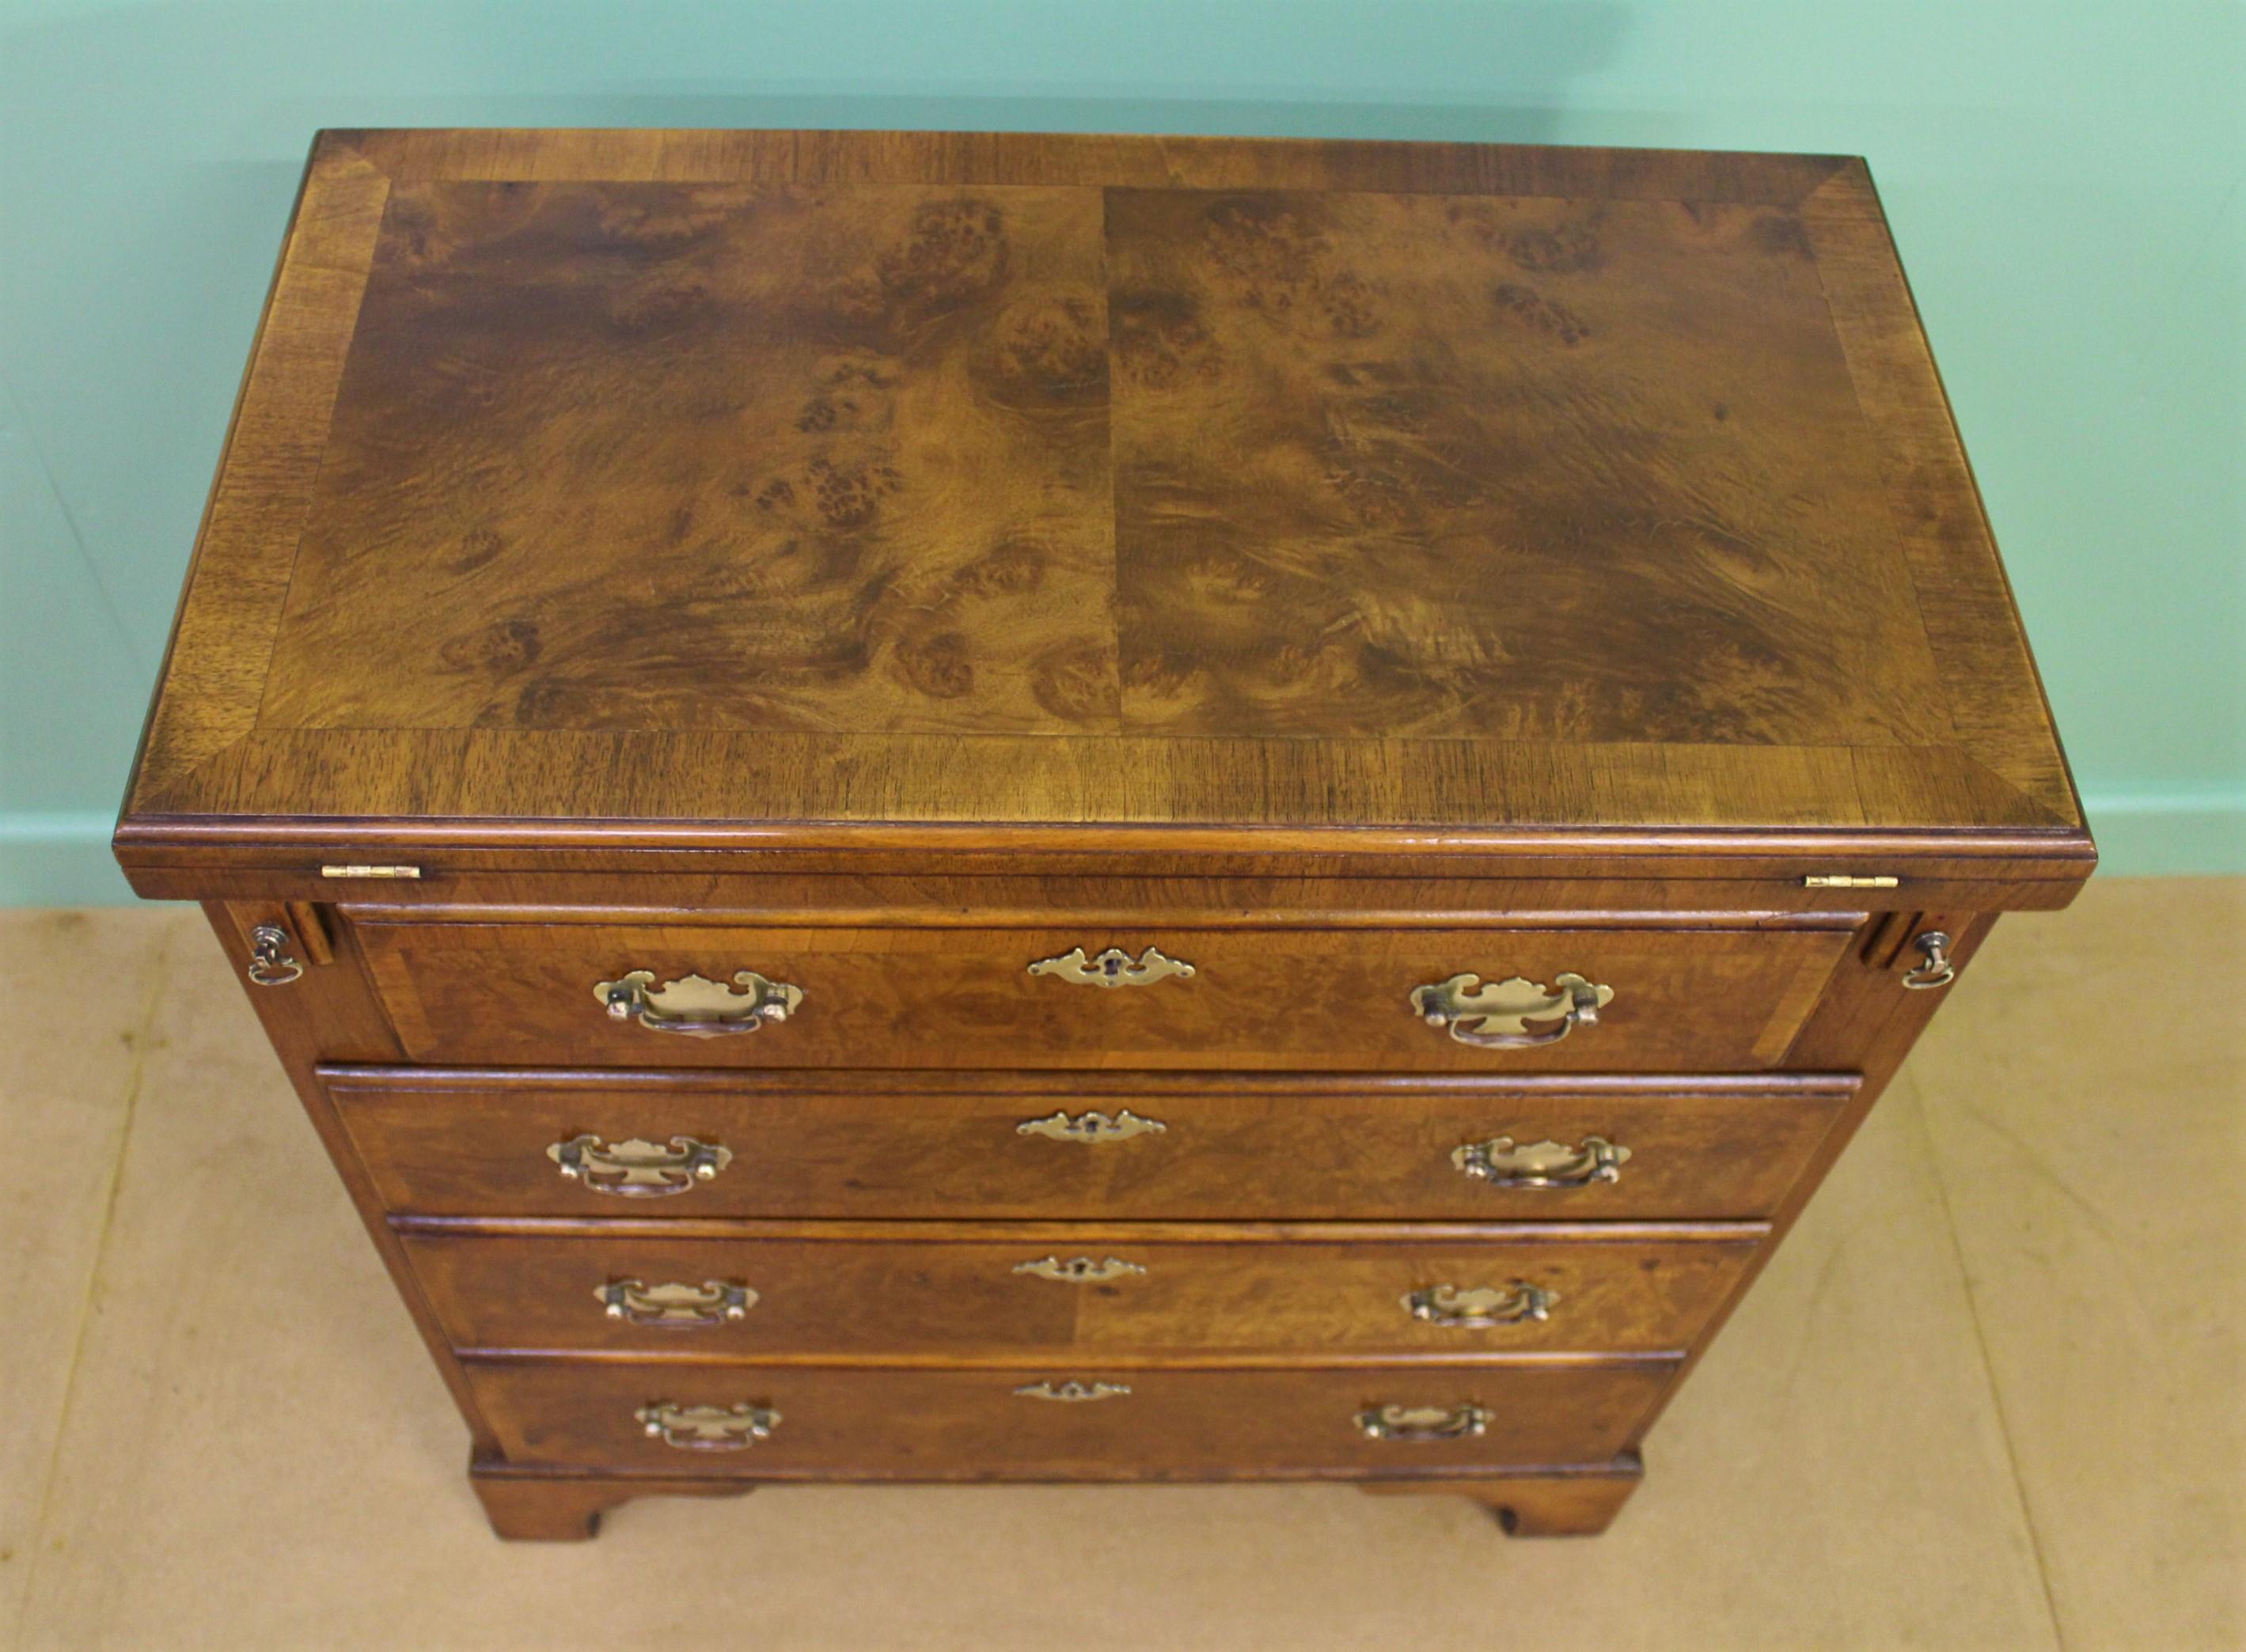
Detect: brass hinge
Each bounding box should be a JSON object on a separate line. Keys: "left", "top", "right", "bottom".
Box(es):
{"left": 1802, "top": 873, "right": 1899, "bottom": 889}
{"left": 319, "top": 864, "right": 423, "bottom": 880}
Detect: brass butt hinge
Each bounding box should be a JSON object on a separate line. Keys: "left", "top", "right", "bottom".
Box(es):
{"left": 319, "top": 864, "right": 423, "bottom": 880}
{"left": 1802, "top": 873, "right": 1899, "bottom": 889}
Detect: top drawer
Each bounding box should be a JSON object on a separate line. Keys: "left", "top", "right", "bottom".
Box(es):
{"left": 351, "top": 917, "right": 1852, "bottom": 1073}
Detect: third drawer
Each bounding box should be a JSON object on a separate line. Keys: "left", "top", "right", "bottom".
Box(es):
{"left": 396, "top": 1220, "right": 1762, "bottom": 1359}
{"left": 326, "top": 1067, "right": 1857, "bottom": 1223}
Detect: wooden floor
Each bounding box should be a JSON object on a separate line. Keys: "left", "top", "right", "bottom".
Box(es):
{"left": 3, "top": 880, "right": 2238, "bottom": 1650}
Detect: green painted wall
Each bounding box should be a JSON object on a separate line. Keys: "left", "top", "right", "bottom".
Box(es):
{"left": 5, "top": 1, "right": 2240, "bottom": 902}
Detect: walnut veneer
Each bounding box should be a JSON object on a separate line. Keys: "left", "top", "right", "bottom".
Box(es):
{"left": 117, "top": 128, "right": 2091, "bottom": 1542}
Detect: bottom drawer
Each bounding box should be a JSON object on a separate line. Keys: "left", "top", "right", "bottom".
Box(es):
{"left": 465, "top": 1358, "right": 1675, "bottom": 1478}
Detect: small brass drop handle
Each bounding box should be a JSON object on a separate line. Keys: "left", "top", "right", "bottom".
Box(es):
{"left": 1404, "top": 1283, "right": 1555, "bottom": 1328}
{"left": 635, "top": 1400, "right": 779, "bottom": 1450}
{"left": 1356, "top": 1402, "right": 1493, "bottom": 1442}
{"left": 1901, "top": 931, "right": 1956, "bottom": 990}
{"left": 1410, "top": 972, "right": 1613, "bottom": 1048}
{"left": 245, "top": 925, "right": 304, "bottom": 987}
{"left": 595, "top": 969, "right": 802, "bottom": 1036}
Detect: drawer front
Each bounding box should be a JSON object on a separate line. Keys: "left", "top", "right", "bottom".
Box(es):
{"left": 465, "top": 1359, "right": 1672, "bottom": 1477}
{"left": 328, "top": 1069, "right": 1855, "bottom": 1222}
{"left": 351, "top": 919, "right": 1851, "bottom": 1073}
{"left": 400, "top": 1224, "right": 1760, "bottom": 1360}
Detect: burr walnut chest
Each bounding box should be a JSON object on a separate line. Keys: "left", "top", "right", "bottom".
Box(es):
{"left": 116, "top": 128, "right": 2093, "bottom": 1540}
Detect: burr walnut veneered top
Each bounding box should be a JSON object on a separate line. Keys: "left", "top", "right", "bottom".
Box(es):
{"left": 121, "top": 129, "right": 2085, "bottom": 855}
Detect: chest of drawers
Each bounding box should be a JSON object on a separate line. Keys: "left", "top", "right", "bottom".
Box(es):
{"left": 116, "top": 128, "right": 2092, "bottom": 1541}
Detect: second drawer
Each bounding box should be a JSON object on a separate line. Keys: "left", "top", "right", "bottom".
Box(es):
{"left": 396, "top": 1222, "right": 1762, "bottom": 1360}
{"left": 328, "top": 1068, "right": 1856, "bottom": 1222}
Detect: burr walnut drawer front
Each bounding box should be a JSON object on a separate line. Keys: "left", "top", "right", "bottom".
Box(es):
{"left": 463, "top": 1358, "right": 1675, "bottom": 1478}
{"left": 325, "top": 1069, "right": 1857, "bottom": 1223}
{"left": 397, "top": 1222, "right": 1761, "bottom": 1360}
{"left": 347, "top": 918, "right": 1853, "bottom": 1073}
